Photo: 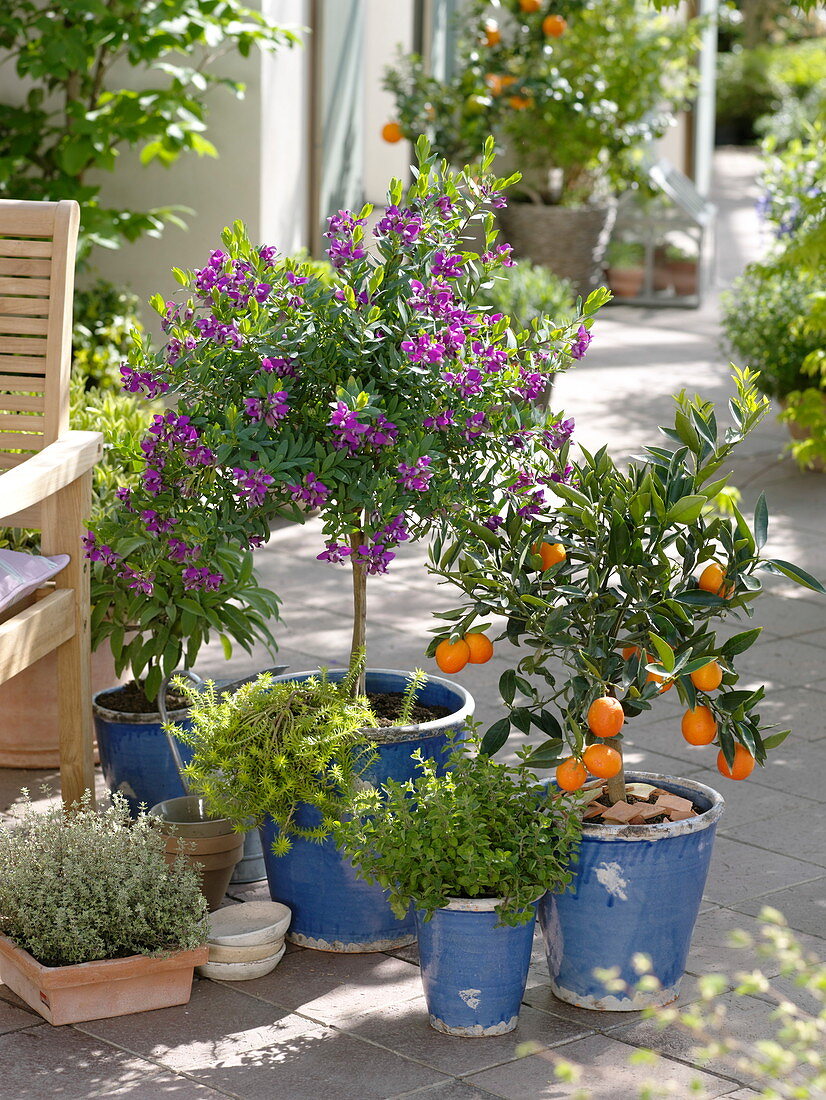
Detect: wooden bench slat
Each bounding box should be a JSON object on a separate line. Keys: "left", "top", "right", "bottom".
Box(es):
{"left": 0, "top": 590, "right": 75, "bottom": 685}
{"left": 0, "top": 412, "right": 44, "bottom": 431}
{"left": 0, "top": 393, "right": 45, "bottom": 411}
{"left": 0, "top": 277, "right": 51, "bottom": 296}
{"left": 0, "top": 296, "right": 51, "bottom": 316}
{"left": 0, "top": 373, "right": 46, "bottom": 391}
{"left": 0, "top": 336, "right": 48, "bottom": 356}
{"left": 0, "top": 258, "right": 51, "bottom": 278}
{"left": 0, "top": 239, "right": 53, "bottom": 259}
{"left": 0, "top": 315, "right": 49, "bottom": 336}
{"left": 0, "top": 430, "right": 43, "bottom": 449}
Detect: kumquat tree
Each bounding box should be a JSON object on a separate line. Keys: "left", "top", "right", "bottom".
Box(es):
{"left": 429, "top": 368, "right": 825, "bottom": 802}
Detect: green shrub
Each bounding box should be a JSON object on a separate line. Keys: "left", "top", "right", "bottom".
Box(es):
{"left": 173, "top": 661, "right": 377, "bottom": 853}
{"left": 335, "top": 745, "right": 582, "bottom": 925}
{"left": 720, "top": 266, "right": 824, "bottom": 399}
{"left": 606, "top": 240, "right": 646, "bottom": 268}
{"left": 475, "top": 262, "right": 576, "bottom": 332}
{"left": 0, "top": 791, "right": 207, "bottom": 967}
{"left": 73, "top": 280, "right": 143, "bottom": 390}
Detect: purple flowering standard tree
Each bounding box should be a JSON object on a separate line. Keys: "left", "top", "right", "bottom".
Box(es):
{"left": 89, "top": 137, "right": 607, "bottom": 699}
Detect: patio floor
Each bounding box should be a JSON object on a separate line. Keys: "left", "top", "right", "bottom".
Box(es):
{"left": 0, "top": 149, "right": 823, "bottom": 1099}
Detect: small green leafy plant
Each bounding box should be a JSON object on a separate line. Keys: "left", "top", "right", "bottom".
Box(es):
{"left": 474, "top": 261, "right": 576, "bottom": 334}
{"left": 173, "top": 658, "right": 377, "bottom": 854}
{"left": 0, "top": 791, "right": 207, "bottom": 967}
{"left": 430, "top": 369, "right": 825, "bottom": 801}
{"left": 335, "top": 745, "right": 582, "bottom": 925}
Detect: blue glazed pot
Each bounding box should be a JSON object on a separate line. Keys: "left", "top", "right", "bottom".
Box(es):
{"left": 540, "top": 772, "right": 724, "bottom": 1010}
{"left": 93, "top": 689, "right": 193, "bottom": 818}
{"left": 259, "top": 668, "right": 473, "bottom": 952}
{"left": 416, "top": 898, "right": 537, "bottom": 1036}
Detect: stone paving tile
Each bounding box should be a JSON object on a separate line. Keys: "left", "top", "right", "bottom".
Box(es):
{"left": 701, "top": 836, "right": 824, "bottom": 908}
{"left": 210, "top": 946, "right": 425, "bottom": 1025}
{"left": 391, "top": 1081, "right": 502, "bottom": 1099}
{"left": 463, "top": 1032, "right": 734, "bottom": 1099}
{"left": 718, "top": 806, "right": 826, "bottom": 869}
{"left": 731, "top": 876, "right": 826, "bottom": 941}
{"left": 612, "top": 990, "right": 780, "bottom": 1088}
{"left": 81, "top": 979, "right": 446, "bottom": 1099}
{"left": 692, "top": 735, "right": 826, "bottom": 805}
{"left": 728, "top": 597, "right": 826, "bottom": 640}
{"left": 0, "top": 1025, "right": 223, "bottom": 1099}
{"left": 684, "top": 905, "right": 826, "bottom": 978}
{"left": 742, "top": 684, "right": 826, "bottom": 743}
{"left": 0, "top": 996, "right": 41, "bottom": 1036}
{"left": 341, "top": 1000, "right": 591, "bottom": 1079}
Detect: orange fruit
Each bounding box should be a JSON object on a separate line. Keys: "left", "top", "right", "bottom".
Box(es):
{"left": 382, "top": 122, "right": 403, "bottom": 144}
{"left": 717, "top": 744, "right": 755, "bottom": 781}
{"left": 556, "top": 756, "right": 587, "bottom": 792}
{"left": 508, "top": 94, "right": 533, "bottom": 110}
{"left": 543, "top": 14, "right": 567, "bottom": 36}
{"left": 681, "top": 705, "right": 717, "bottom": 745}
{"left": 690, "top": 660, "right": 723, "bottom": 692}
{"left": 434, "top": 638, "right": 470, "bottom": 674}
{"left": 484, "top": 20, "right": 501, "bottom": 46}
{"left": 586, "top": 696, "right": 624, "bottom": 738}
{"left": 485, "top": 73, "right": 516, "bottom": 97}
{"left": 583, "top": 743, "right": 622, "bottom": 780}
{"left": 621, "top": 645, "right": 640, "bottom": 660}
{"left": 465, "top": 632, "right": 494, "bottom": 664}
{"left": 536, "top": 541, "right": 566, "bottom": 570}
{"left": 699, "top": 562, "right": 732, "bottom": 597}
{"left": 646, "top": 657, "right": 673, "bottom": 693}
{"left": 520, "top": 0, "right": 541, "bottom": 11}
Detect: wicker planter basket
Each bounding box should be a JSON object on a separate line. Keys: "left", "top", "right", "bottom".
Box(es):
{"left": 497, "top": 203, "right": 616, "bottom": 297}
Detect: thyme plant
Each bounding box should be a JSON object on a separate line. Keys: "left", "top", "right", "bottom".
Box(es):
{"left": 0, "top": 791, "right": 207, "bottom": 967}
{"left": 172, "top": 659, "right": 376, "bottom": 853}
{"left": 335, "top": 745, "right": 582, "bottom": 925}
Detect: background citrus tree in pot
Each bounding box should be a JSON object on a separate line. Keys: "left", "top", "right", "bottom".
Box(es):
{"left": 335, "top": 743, "right": 582, "bottom": 1035}
{"left": 429, "top": 369, "right": 824, "bottom": 1009}
{"left": 384, "top": 0, "right": 699, "bottom": 293}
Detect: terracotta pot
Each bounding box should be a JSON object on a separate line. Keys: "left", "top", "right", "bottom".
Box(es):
{"left": 0, "top": 643, "right": 123, "bottom": 768}
{"left": 151, "top": 796, "right": 244, "bottom": 911}
{"left": 0, "top": 933, "right": 207, "bottom": 1026}
{"left": 667, "top": 259, "right": 698, "bottom": 297}
{"left": 606, "top": 266, "right": 644, "bottom": 299}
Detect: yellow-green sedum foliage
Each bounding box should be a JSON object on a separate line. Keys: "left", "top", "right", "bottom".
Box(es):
{"left": 0, "top": 791, "right": 207, "bottom": 967}
{"left": 173, "top": 660, "right": 377, "bottom": 854}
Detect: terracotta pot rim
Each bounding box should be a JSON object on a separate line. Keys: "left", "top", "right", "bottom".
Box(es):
{"left": 93, "top": 686, "right": 188, "bottom": 725}
{"left": 579, "top": 772, "right": 724, "bottom": 841}
{"left": 0, "top": 933, "right": 207, "bottom": 987}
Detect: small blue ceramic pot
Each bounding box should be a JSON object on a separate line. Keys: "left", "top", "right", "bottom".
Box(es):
{"left": 540, "top": 772, "right": 724, "bottom": 1010}
{"left": 93, "top": 689, "right": 192, "bottom": 817}
{"left": 260, "top": 668, "right": 473, "bottom": 952}
{"left": 416, "top": 898, "right": 538, "bottom": 1036}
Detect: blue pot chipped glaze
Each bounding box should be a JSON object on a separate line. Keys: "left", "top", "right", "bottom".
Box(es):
{"left": 416, "top": 898, "right": 537, "bottom": 1036}
{"left": 93, "top": 689, "right": 193, "bottom": 818}
{"left": 540, "top": 772, "right": 724, "bottom": 1010}
{"left": 260, "top": 668, "right": 473, "bottom": 952}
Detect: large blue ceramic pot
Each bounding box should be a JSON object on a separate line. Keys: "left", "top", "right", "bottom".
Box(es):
{"left": 539, "top": 772, "right": 724, "bottom": 1010}
{"left": 416, "top": 899, "right": 538, "bottom": 1036}
{"left": 259, "top": 668, "right": 474, "bottom": 952}
{"left": 93, "top": 689, "right": 192, "bottom": 817}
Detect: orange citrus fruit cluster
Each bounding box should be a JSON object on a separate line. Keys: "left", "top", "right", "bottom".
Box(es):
{"left": 483, "top": 20, "right": 501, "bottom": 46}
{"left": 555, "top": 695, "right": 625, "bottom": 791}
{"left": 532, "top": 540, "right": 566, "bottom": 570}
{"left": 381, "top": 122, "right": 403, "bottom": 144}
{"left": 543, "top": 14, "right": 567, "bottom": 36}
{"left": 434, "top": 633, "right": 494, "bottom": 674}
{"left": 698, "top": 561, "right": 733, "bottom": 598}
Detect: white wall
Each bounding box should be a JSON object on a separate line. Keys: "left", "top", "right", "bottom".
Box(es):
{"left": 362, "top": 0, "right": 416, "bottom": 205}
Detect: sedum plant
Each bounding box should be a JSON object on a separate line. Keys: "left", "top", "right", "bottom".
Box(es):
{"left": 334, "top": 744, "right": 582, "bottom": 926}
{"left": 172, "top": 658, "right": 376, "bottom": 853}
{"left": 429, "top": 370, "right": 825, "bottom": 801}
{"left": 0, "top": 791, "right": 207, "bottom": 967}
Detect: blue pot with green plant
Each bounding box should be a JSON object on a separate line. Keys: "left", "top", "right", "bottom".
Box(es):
{"left": 176, "top": 662, "right": 473, "bottom": 951}
{"left": 336, "top": 746, "right": 581, "bottom": 1033}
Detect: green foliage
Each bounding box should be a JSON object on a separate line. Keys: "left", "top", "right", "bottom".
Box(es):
{"left": 73, "top": 280, "right": 143, "bottom": 389}
{"left": 334, "top": 745, "right": 582, "bottom": 925}
{"left": 0, "top": 790, "right": 207, "bottom": 967}
{"left": 397, "top": 668, "right": 427, "bottom": 727}
{"left": 778, "top": 388, "right": 826, "bottom": 470}
{"left": 384, "top": 0, "right": 699, "bottom": 203}
{"left": 720, "top": 266, "right": 824, "bottom": 399}
{"left": 474, "top": 262, "right": 576, "bottom": 333}
{"left": 0, "top": 0, "right": 296, "bottom": 257}
{"left": 606, "top": 240, "right": 646, "bottom": 268}
{"left": 173, "top": 661, "right": 377, "bottom": 853}
{"left": 429, "top": 370, "right": 824, "bottom": 783}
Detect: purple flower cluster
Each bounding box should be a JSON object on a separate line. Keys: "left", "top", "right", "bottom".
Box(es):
{"left": 121, "top": 364, "right": 169, "bottom": 399}
{"left": 570, "top": 325, "right": 592, "bottom": 360}
{"left": 317, "top": 513, "right": 411, "bottom": 576}
{"left": 183, "top": 566, "right": 224, "bottom": 592}
{"left": 287, "top": 472, "right": 329, "bottom": 509}
{"left": 481, "top": 243, "right": 515, "bottom": 267}
{"left": 442, "top": 367, "right": 482, "bottom": 398}
{"left": 139, "top": 412, "right": 214, "bottom": 497}
{"left": 82, "top": 531, "right": 119, "bottom": 566}
{"left": 244, "top": 391, "right": 289, "bottom": 427}
{"left": 232, "top": 466, "right": 274, "bottom": 508}
{"left": 433, "top": 195, "right": 455, "bottom": 219}
{"left": 431, "top": 250, "right": 464, "bottom": 279}
{"left": 329, "top": 402, "right": 398, "bottom": 452}
{"left": 375, "top": 206, "right": 423, "bottom": 245}
{"left": 326, "top": 210, "right": 368, "bottom": 269}
{"left": 261, "top": 356, "right": 298, "bottom": 377}
{"left": 140, "top": 509, "right": 177, "bottom": 535}
{"left": 192, "top": 250, "right": 271, "bottom": 307}
{"left": 543, "top": 417, "right": 575, "bottom": 449}
{"left": 119, "top": 564, "right": 155, "bottom": 595}
{"left": 193, "top": 315, "right": 243, "bottom": 348}
{"left": 168, "top": 538, "right": 200, "bottom": 564}
{"left": 397, "top": 456, "right": 433, "bottom": 492}
{"left": 400, "top": 333, "right": 446, "bottom": 367}
{"left": 423, "top": 409, "right": 456, "bottom": 430}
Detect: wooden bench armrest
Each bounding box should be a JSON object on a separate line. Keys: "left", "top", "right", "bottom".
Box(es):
{"left": 0, "top": 431, "right": 103, "bottom": 520}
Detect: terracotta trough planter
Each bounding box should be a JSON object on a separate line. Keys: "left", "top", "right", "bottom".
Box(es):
{"left": 0, "top": 934, "right": 207, "bottom": 1026}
